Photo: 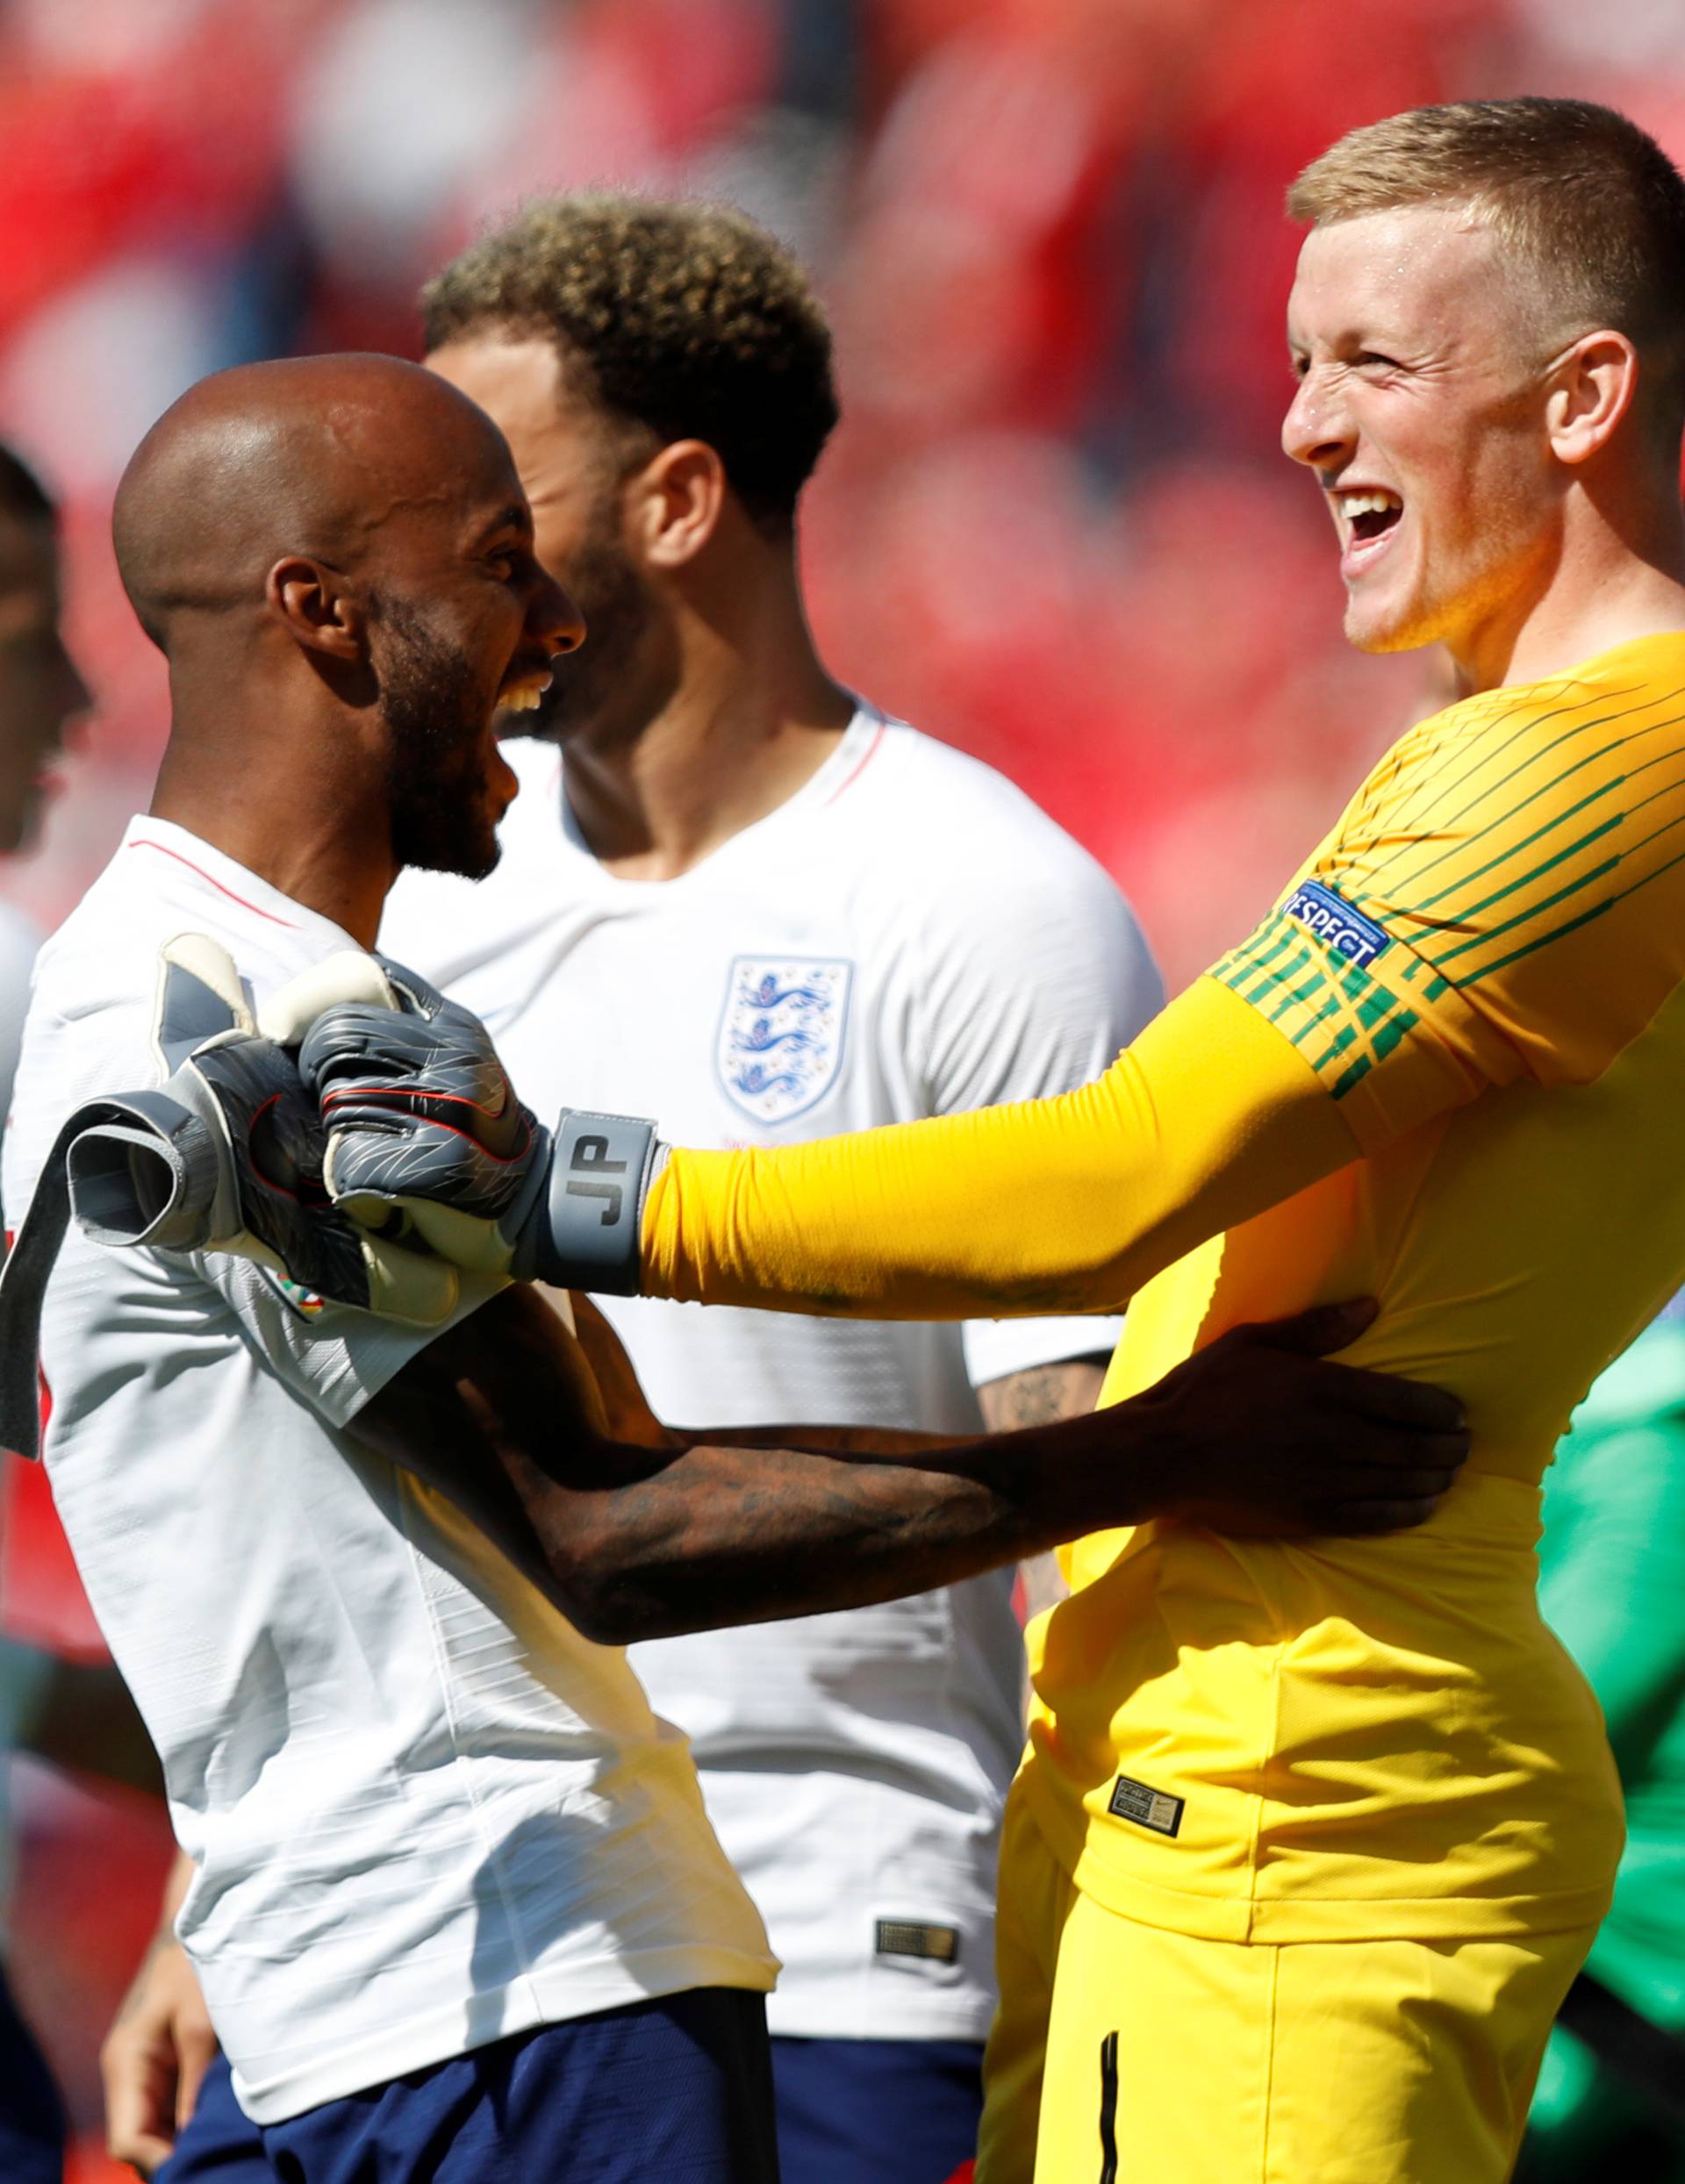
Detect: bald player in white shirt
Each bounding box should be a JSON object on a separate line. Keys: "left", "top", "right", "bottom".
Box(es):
{"left": 22, "top": 355, "right": 786, "bottom": 2184}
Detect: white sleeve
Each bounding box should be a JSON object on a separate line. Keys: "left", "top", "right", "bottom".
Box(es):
{"left": 909, "top": 836, "right": 1165, "bottom": 1390}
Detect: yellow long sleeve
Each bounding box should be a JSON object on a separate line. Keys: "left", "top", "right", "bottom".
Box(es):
{"left": 642, "top": 976, "right": 1366, "bottom": 1321}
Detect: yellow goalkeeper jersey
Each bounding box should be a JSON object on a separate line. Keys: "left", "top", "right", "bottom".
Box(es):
{"left": 1022, "top": 631, "right": 1685, "bottom": 1941}
{"left": 646, "top": 630, "right": 1685, "bottom": 1944}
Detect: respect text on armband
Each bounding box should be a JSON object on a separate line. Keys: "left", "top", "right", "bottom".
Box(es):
{"left": 1283, "top": 878, "right": 1391, "bottom": 969}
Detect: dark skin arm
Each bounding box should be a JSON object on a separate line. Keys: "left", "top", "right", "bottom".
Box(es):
{"left": 977, "top": 1357, "right": 1109, "bottom": 1623}
{"left": 349, "top": 1288, "right": 1468, "bottom": 1647}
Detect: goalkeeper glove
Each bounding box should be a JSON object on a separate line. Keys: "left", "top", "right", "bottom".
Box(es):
{"left": 291, "top": 956, "right": 659, "bottom": 1293}
{"left": 0, "top": 935, "right": 458, "bottom": 1457}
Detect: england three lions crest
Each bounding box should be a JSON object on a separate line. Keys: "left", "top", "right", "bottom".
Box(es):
{"left": 717, "top": 956, "right": 854, "bottom": 1124}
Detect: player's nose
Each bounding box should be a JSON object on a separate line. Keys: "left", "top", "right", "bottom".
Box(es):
{"left": 1282, "top": 369, "right": 1354, "bottom": 472}
{"left": 528, "top": 566, "right": 585, "bottom": 657}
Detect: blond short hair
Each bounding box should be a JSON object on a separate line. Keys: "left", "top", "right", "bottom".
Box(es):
{"left": 421, "top": 194, "right": 838, "bottom": 535}
{"left": 1290, "top": 98, "right": 1685, "bottom": 417}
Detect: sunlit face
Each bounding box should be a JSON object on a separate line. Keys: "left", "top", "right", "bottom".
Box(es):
{"left": 0, "top": 514, "right": 90, "bottom": 853}
{"left": 427, "top": 335, "right": 661, "bottom": 745}
{"left": 367, "top": 418, "right": 583, "bottom": 877}
{"left": 1282, "top": 205, "right": 1567, "bottom": 670}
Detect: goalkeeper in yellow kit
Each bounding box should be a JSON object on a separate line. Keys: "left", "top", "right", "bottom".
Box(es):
{"left": 300, "top": 96, "right": 1685, "bottom": 2184}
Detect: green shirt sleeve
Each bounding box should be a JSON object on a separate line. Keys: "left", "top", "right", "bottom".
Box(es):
{"left": 1539, "top": 1327, "right": 1685, "bottom": 1776}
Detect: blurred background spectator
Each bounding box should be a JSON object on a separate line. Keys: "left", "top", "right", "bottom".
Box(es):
{"left": 4, "top": 0, "right": 1685, "bottom": 2174}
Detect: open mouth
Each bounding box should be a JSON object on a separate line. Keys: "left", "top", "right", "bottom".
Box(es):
{"left": 1337, "top": 487, "right": 1403, "bottom": 557}
{"left": 497, "top": 667, "right": 553, "bottom": 714}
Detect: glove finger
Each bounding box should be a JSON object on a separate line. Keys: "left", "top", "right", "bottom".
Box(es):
{"left": 155, "top": 934, "right": 253, "bottom": 1070}
{"left": 298, "top": 1006, "right": 507, "bottom": 1104}
{"left": 297, "top": 1008, "right": 434, "bottom": 1096}
{"left": 323, "top": 1117, "right": 526, "bottom": 1217}
{"left": 258, "top": 953, "right": 399, "bottom": 1047}
{"left": 359, "top": 1236, "right": 464, "bottom": 1323}
{"left": 332, "top": 1186, "right": 413, "bottom": 1236}
{"left": 352, "top": 1195, "right": 517, "bottom": 1279}
{"left": 374, "top": 956, "right": 451, "bottom": 1021}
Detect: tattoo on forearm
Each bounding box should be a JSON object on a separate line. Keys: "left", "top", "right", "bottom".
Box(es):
{"left": 355, "top": 1292, "right": 1126, "bottom": 1648}
{"left": 979, "top": 1358, "right": 1108, "bottom": 1436}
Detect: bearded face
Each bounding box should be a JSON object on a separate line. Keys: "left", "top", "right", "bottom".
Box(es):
{"left": 376, "top": 596, "right": 508, "bottom": 880}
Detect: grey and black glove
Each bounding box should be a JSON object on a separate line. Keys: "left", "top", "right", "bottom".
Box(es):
{"left": 294, "top": 959, "right": 659, "bottom": 1295}
{"left": 0, "top": 936, "right": 458, "bottom": 1457}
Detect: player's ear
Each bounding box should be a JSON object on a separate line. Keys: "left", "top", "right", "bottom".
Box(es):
{"left": 265, "top": 555, "right": 365, "bottom": 661}
{"left": 631, "top": 440, "right": 728, "bottom": 571}
{"left": 1544, "top": 329, "right": 1638, "bottom": 467}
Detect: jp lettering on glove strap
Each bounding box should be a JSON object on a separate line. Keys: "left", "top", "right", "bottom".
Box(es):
{"left": 298, "top": 960, "right": 662, "bottom": 1296}
{"left": 528, "top": 1110, "right": 660, "bottom": 1292}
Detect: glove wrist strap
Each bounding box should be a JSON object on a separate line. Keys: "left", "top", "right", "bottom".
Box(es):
{"left": 0, "top": 1088, "right": 220, "bottom": 1461}
{"left": 65, "top": 1089, "right": 225, "bottom": 1250}
{"left": 521, "top": 1108, "right": 658, "bottom": 1294}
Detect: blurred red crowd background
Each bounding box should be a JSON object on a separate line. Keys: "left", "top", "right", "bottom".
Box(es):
{"left": 4, "top": 0, "right": 1684, "bottom": 2169}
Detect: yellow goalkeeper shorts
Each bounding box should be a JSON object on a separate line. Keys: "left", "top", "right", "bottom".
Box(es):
{"left": 977, "top": 1785, "right": 1594, "bottom": 2184}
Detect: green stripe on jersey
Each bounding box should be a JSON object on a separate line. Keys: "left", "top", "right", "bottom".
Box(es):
{"left": 1212, "top": 911, "right": 1418, "bottom": 1099}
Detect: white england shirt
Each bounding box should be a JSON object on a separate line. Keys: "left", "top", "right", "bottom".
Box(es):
{"left": 382, "top": 708, "right": 1163, "bottom": 2041}
{"left": 2, "top": 820, "right": 775, "bottom": 2123}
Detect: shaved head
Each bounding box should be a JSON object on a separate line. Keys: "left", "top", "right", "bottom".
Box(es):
{"left": 124, "top": 354, "right": 580, "bottom": 906}
{"left": 113, "top": 354, "right": 523, "bottom": 649}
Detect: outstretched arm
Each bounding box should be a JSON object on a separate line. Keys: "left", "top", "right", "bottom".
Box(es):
{"left": 348, "top": 1283, "right": 1466, "bottom": 1648}
{"left": 305, "top": 667, "right": 1685, "bottom": 1335}
{"left": 303, "top": 968, "right": 1372, "bottom": 1327}
{"left": 642, "top": 977, "right": 1387, "bottom": 1320}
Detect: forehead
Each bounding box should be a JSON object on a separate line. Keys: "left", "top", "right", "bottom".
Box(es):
{"left": 426, "top": 336, "right": 601, "bottom": 468}
{"left": 1287, "top": 204, "right": 1520, "bottom": 352}
{"left": 348, "top": 383, "right": 528, "bottom": 547}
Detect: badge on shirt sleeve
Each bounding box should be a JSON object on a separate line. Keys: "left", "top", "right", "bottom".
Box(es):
{"left": 715, "top": 956, "right": 853, "bottom": 1124}
{"left": 1282, "top": 878, "right": 1391, "bottom": 968}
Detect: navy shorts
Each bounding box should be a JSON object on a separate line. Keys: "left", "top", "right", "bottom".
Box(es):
{"left": 159, "top": 1987, "right": 778, "bottom": 2183}
{"left": 156, "top": 2049, "right": 268, "bottom": 2183}
{"left": 770, "top": 2034, "right": 983, "bottom": 2184}
{"left": 0, "top": 1961, "right": 67, "bottom": 2184}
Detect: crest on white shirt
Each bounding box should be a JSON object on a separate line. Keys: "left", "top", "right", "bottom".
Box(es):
{"left": 716, "top": 956, "right": 853, "bottom": 1123}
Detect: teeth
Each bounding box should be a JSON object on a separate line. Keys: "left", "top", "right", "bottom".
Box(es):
{"left": 1339, "top": 490, "right": 1402, "bottom": 520}
{"left": 500, "top": 684, "right": 542, "bottom": 712}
